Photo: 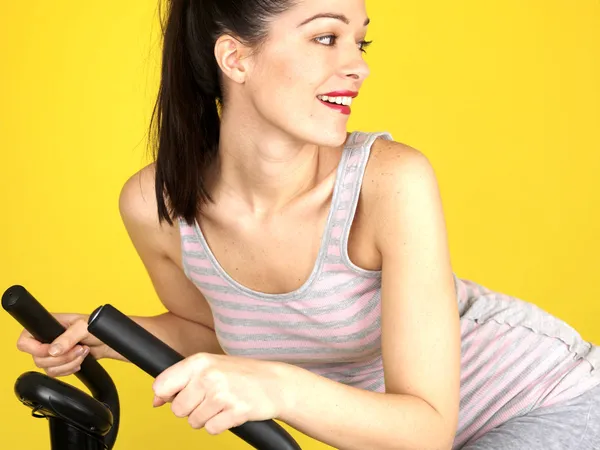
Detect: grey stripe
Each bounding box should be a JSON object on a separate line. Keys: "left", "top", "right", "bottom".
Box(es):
{"left": 221, "top": 338, "right": 380, "bottom": 357}
{"left": 213, "top": 291, "right": 380, "bottom": 329}
{"left": 217, "top": 315, "right": 381, "bottom": 343}
{"left": 362, "top": 377, "right": 385, "bottom": 392}
{"left": 181, "top": 234, "right": 201, "bottom": 243}
{"left": 301, "top": 358, "right": 382, "bottom": 378}
{"left": 183, "top": 250, "right": 211, "bottom": 259}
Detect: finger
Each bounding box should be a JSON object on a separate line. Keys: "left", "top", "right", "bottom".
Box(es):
{"left": 188, "top": 395, "right": 225, "bottom": 431}
{"left": 17, "top": 332, "right": 52, "bottom": 357}
{"left": 170, "top": 378, "right": 206, "bottom": 418}
{"left": 45, "top": 352, "right": 88, "bottom": 378}
{"left": 152, "top": 396, "right": 167, "bottom": 408}
{"left": 204, "top": 408, "right": 245, "bottom": 435}
{"left": 34, "top": 346, "right": 88, "bottom": 369}
{"left": 48, "top": 319, "right": 89, "bottom": 356}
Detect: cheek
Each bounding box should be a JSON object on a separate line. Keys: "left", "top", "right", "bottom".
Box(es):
{"left": 252, "top": 49, "right": 324, "bottom": 104}
{"left": 246, "top": 48, "right": 347, "bottom": 144}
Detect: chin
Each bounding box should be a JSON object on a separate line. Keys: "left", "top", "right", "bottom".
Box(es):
{"left": 298, "top": 123, "right": 349, "bottom": 148}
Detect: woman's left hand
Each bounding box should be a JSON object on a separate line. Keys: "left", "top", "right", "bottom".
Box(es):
{"left": 151, "top": 353, "right": 292, "bottom": 435}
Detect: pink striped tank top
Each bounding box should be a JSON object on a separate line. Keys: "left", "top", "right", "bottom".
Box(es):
{"left": 179, "top": 131, "right": 599, "bottom": 448}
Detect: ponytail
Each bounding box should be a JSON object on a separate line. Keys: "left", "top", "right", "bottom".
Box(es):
{"left": 149, "top": 0, "right": 221, "bottom": 227}
{"left": 147, "top": 0, "right": 296, "bottom": 226}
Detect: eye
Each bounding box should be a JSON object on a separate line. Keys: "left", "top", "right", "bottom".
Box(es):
{"left": 314, "top": 34, "right": 373, "bottom": 54}
{"left": 314, "top": 35, "right": 337, "bottom": 46}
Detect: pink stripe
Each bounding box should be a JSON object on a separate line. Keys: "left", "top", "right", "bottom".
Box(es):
{"left": 327, "top": 245, "right": 341, "bottom": 257}
{"left": 321, "top": 263, "right": 351, "bottom": 273}
{"left": 180, "top": 226, "right": 196, "bottom": 236}
{"left": 183, "top": 241, "right": 204, "bottom": 253}
{"left": 339, "top": 190, "right": 353, "bottom": 202}
{"left": 330, "top": 225, "right": 343, "bottom": 239}
{"left": 333, "top": 209, "right": 346, "bottom": 220}
{"left": 185, "top": 256, "right": 212, "bottom": 269}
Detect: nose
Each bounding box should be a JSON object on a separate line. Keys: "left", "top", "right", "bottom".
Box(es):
{"left": 341, "top": 47, "right": 371, "bottom": 82}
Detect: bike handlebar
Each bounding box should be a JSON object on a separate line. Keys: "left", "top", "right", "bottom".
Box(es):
{"left": 2, "top": 284, "right": 301, "bottom": 450}
{"left": 87, "top": 304, "right": 301, "bottom": 450}
{"left": 2, "top": 285, "right": 120, "bottom": 450}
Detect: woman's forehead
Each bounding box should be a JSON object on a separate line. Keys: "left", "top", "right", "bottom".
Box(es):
{"left": 274, "top": 0, "right": 369, "bottom": 26}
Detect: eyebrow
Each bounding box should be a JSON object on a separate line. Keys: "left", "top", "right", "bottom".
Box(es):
{"left": 298, "top": 13, "right": 370, "bottom": 27}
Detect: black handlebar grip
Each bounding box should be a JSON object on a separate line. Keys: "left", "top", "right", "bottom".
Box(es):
{"left": 2, "top": 285, "right": 69, "bottom": 344}
{"left": 88, "top": 304, "right": 183, "bottom": 378}
{"left": 88, "top": 304, "right": 301, "bottom": 450}
{"left": 1, "top": 285, "right": 120, "bottom": 450}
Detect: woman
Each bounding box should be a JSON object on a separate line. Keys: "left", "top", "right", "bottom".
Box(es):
{"left": 16, "top": 0, "right": 599, "bottom": 448}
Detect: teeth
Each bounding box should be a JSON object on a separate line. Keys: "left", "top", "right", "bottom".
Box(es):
{"left": 318, "top": 95, "right": 353, "bottom": 106}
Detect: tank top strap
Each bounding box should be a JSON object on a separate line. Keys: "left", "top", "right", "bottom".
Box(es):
{"left": 321, "top": 131, "right": 394, "bottom": 268}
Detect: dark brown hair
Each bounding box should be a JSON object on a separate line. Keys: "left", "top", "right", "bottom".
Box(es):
{"left": 148, "top": 0, "right": 294, "bottom": 226}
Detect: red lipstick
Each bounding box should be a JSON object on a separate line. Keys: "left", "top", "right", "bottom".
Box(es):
{"left": 317, "top": 91, "right": 359, "bottom": 116}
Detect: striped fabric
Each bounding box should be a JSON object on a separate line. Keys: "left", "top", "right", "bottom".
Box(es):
{"left": 179, "top": 131, "right": 600, "bottom": 448}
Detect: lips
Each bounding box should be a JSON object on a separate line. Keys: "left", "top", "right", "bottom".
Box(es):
{"left": 320, "top": 90, "right": 359, "bottom": 98}
{"left": 317, "top": 91, "right": 359, "bottom": 116}
{"left": 319, "top": 99, "right": 351, "bottom": 115}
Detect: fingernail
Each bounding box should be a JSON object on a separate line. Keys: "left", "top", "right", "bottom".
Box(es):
{"left": 49, "top": 344, "right": 62, "bottom": 356}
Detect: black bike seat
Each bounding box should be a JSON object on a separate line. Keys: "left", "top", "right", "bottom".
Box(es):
{"left": 14, "top": 371, "right": 113, "bottom": 437}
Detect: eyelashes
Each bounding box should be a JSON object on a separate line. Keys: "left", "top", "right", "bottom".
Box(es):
{"left": 314, "top": 34, "right": 373, "bottom": 53}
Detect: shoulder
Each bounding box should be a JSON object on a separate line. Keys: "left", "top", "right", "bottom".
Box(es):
{"left": 118, "top": 163, "right": 180, "bottom": 258}
{"left": 362, "top": 136, "right": 439, "bottom": 205}
{"left": 361, "top": 137, "right": 443, "bottom": 249}
{"left": 119, "top": 163, "right": 157, "bottom": 221}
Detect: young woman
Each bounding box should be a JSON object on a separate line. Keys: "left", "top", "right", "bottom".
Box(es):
{"left": 16, "top": 0, "right": 599, "bottom": 448}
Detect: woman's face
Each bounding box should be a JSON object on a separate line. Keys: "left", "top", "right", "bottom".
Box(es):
{"left": 244, "top": 0, "right": 371, "bottom": 147}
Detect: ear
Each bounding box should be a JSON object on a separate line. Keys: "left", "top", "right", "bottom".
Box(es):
{"left": 214, "top": 34, "right": 251, "bottom": 85}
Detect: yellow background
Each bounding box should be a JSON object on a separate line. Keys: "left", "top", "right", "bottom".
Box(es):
{"left": 1, "top": 0, "right": 598, "bottom": 448}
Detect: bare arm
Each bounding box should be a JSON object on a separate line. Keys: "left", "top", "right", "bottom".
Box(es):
{"left": 17, "top": 164, "right": 224, "bottom": 377}
{"left": 274, "top": 140, "right": 460, "bottom": 450}
{"left": 111, "top": 164, "right": 225, "bottom": 360}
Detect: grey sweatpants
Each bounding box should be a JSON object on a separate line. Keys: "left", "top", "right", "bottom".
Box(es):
{"left": 461, "top": 383, "right": 600, "bottom": 449}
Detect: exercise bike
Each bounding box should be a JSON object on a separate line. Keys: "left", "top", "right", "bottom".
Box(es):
{"left": 2, "top": 285, "right": 302, "bottom": 450}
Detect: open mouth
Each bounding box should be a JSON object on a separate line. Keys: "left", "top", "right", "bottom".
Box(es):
{"left": 317, "top": 95, "right": 353, "bottom": 115}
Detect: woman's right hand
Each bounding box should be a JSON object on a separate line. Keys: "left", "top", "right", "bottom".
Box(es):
{"left": 16, "top": 313, "right": 108, "bottom": 378}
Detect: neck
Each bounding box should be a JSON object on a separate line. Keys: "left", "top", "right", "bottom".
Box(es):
{"left": 209, "top": 111, "right": 341, "bottom": 219}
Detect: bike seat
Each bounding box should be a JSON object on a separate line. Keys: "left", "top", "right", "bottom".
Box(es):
{"left": 14, "top": 371, "right": 113, "bottom": 437}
